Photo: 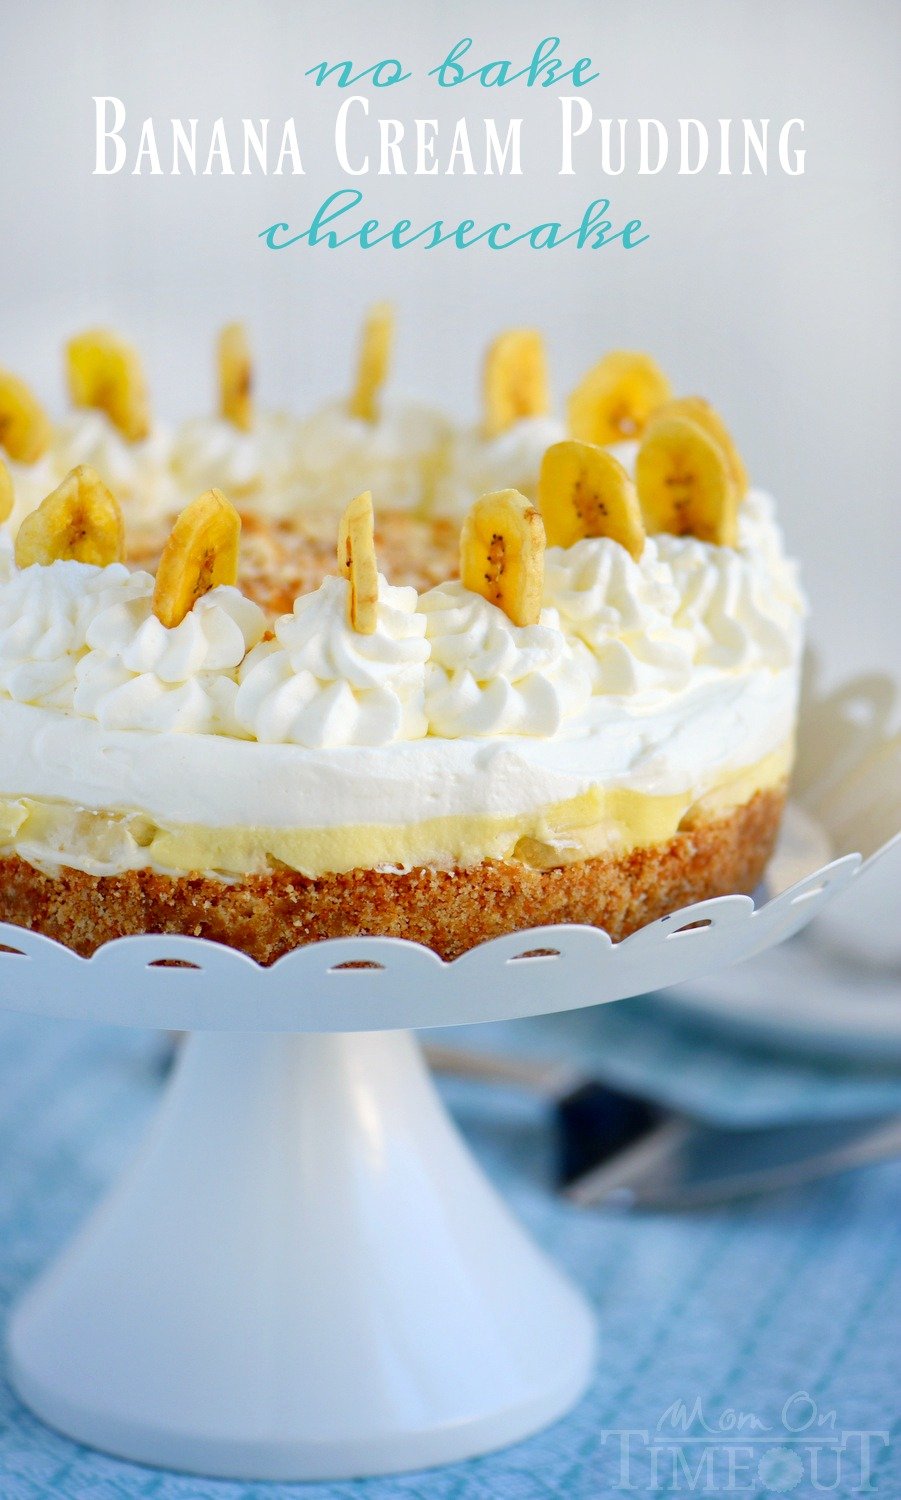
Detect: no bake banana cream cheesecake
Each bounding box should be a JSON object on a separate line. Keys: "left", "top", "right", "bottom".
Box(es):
{"left": 0, "top": 331, "right": 805, "bottom": 961}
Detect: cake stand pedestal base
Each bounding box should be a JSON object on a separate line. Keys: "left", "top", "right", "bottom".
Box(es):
{"left": 8, "top": 1028, "right": 595, "bottom": 1481}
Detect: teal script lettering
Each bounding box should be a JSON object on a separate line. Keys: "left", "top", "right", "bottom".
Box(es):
{"left": 428, "top": 36, "right": 599, "bottom": 89}
{"left": 259, "top": 191, "right": 648, "bottom": 252}
{"left": 305, "top": 57, "right": 411, "bottom": 87}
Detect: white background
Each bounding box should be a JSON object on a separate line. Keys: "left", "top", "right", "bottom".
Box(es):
{"left": 0, "top": 0, "right": 898, "bottom": 684}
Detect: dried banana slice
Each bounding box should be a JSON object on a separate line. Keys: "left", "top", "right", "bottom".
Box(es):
{"left": 539, "top": 440, "right": 646, "bottom": 559}
{"left": 66, "top": 329, "right": 151, "bottom": 442}
{"left": 152, "top": 489, "right": 241, "bottom": 628}
{"left": 218, "top": 322, "right": 253, "bottom": 432}
{"left": 568, "top": 351, "right": 671, "bottom": 446}
{"left": 337, "top": 490, "right": 379, "bottom": 634}
{"left": 483, "top": 329, "right": 549, "bottom": 438}
{"left": 348, "top": 303, "right": 394, "bottom": 423}
{"left": 460, "top": 488, "right": 545, "bottom": 627}
{"left": 648, "top": 396, "right": 748, "bottom": 497}
{"left": 0, "top": 369, "right": 53, "bottom": 464}
{"left": 15, "top": 465, "right": 124, "bottom": 569}
{"left": 0, "top": 459, "right": 13, "bottom": 524}
{"left": 635, "top": 416, "right": 738, "bottom": 547}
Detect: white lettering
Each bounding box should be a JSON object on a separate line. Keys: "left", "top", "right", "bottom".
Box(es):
{"left": 335, "top": 96, "right": 368, "bottom": 175}
{"left": 559, "top": 96, "right": 592, "bottom": 174}
{"left": 93, "top": 96, "right": 126, "bottom": 174}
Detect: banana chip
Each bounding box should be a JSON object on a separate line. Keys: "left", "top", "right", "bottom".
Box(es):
{"left": 67, "top": 328, "right": 150, "bottom": 442}
{"left": 568, "top": 351, "right": 671, "bottom": 446}
{"left": 460, "top": 487, "right": 545, "bottom": 627}
{"left": 0, "top": 369, "right": 53, "bottom": 464}
{"left": 636, "top": 416, "right": 738, "bottom": 547}
{"left": 337, "top": 490, "right": 379, "bottom": 634}
{"left": 153, "top": 489, "right": 241, "bottom": 628}
{"left": 218, "top": 323, "right": 253, "bottom": 432}
{"left": 539, "top": 440, "right": 645, "bottom": 558}
{"left": 648, "top": 396, "right": 748, "bottom": 497}
{"left": 15, "top": 465, "right": 124, "bottom": 569}
{"left": 483, "top": 329, "right": 549, "bottom": 438}
{"left": 348, "top": 304, "right": 394, "bottom": 423}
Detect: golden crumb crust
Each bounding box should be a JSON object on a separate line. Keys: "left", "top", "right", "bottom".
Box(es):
{"left": 127, "top": 506, "right": 461, "bottom": 615}
{"left": 0, "top": 787, "right": 785, "bottom": 963}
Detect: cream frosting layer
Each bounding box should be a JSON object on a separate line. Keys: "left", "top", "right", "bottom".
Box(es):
{"left": 0, "top": 486, "right": 802, "bottom": 750}
{"left": 0, "top": 651, "right": 798, "bottom": 870}
{"left": 51, "top": 412, "right": 178, "bottom": 511}
{"left": 5, "top": 454, "right": 62, "bottom": 531}
{"left": 544, "top": 490, "right": 804, "bottom": 694}
{"left": 0, "top": 741, "right": 790, "bottom": 879}
{"left": 75, "top": 584, "right": 265, "bottom": 734}
{"left": 0, "top": 560, "right": 150, "bottom": 711}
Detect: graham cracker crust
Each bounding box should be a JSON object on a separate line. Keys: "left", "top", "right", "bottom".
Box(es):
{"left": 0, "top": 785, "right": 786, "bottom": 963}
{"left": 128, "top": 506, "right": 461, "bottom": 616}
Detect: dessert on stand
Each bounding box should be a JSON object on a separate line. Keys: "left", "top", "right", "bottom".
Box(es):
{"left": 0, "top": 322, "right": 804, "bottom": 959}
{"left": 1, "top": 315, "right": 893, "bottom": 1480}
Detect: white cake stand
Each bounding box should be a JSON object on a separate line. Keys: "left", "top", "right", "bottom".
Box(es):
{"left": 2, "top": 667, "right": 898, "bottom": 1482}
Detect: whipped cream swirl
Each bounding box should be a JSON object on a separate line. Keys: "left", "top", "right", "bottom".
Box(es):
{"left": 0, "top": 559, "right": 149, "bottom": 711}
{"left": 74, "top": 585, "right": 265, "bottom": 733}
{"left": 543, "top": 488, "right": 806, "bottom": 693}
{"left": 421, "top": 580, "right": 591, "bottom": 737}
{"left": 234, "top": 573, "right": 429, "bottom": 746}
{"left": 543, "top": 537, "right": 695, "bottom": 694}
{"left": 290, "top": 401, "right": 450, "bottom": 513}
{"left": 432, "top": 415, "right": 566, "bottom": 514}
{"left": 656, "top": 491, "right": 806, "bottom": 673}
{"left": 52, "top": 412, "right": 176, "bottom": 513}
{"left": 169, "top": 413, "right": 298, "bottom": 502}
{"left": 5, "top": 454, "right": 60, "bottom": 532}
{"left": 0, "top": 528, "right": 15, "bottom": 584}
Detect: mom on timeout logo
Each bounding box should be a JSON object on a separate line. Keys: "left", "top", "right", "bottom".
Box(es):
{"left": 599, "top": 1390, "right": 890, "bottom": 1492}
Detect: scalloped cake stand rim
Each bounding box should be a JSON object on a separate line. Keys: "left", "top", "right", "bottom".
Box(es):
{"left": 0, "top": 810, "right": 878, "bottom": 1032}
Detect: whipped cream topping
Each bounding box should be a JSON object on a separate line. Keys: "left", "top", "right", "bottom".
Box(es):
{"left": 543, "top": 488, "right": 806, "bottom": 694}
{"left": 74, "top": 585, "right": 265, "bottom": 734}
{"left": 169, "top": 413, "right": 297, "bottom": 503}
{"left": 234, "top": 573, "right": 429, "bottom": 746}
{"left": 289, "top": 400, "right": 451, "bottom": 512}
{"left": 0, "top": 456, "right": 806, "bottom": 877}
{"left": 0, "top": 669, "right": 798, "bottom": 842}
{"left": 543, "top": 537, "right": 693, "bottom": 694}
{"left": 5, "top": 454, "right": 59, "bottom": 531}
{"left": 432, "top": 414, "right": 566, "bottom": 514}
{"left": 0, "top": 559, "right": 148, "bottom": 711}
{"left": 52, "top": 412, "right": 177, "bottom": 513}
{"left": 421, "top": 580, "right": 592, "bottom": 737}
{"left": 0, "top": 528, "right": 15, "bottom": 583}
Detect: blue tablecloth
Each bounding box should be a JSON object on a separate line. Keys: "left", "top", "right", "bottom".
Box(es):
{"left": 0, "top": 1008, "right": 898, "bottom": 1499}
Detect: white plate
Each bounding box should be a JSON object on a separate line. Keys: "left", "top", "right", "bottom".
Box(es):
{"left": 660, "top": 830, "right": 901, "bottom": 1060}
{"left": 660, "top": 937, "right": 901, "bottom": 1061}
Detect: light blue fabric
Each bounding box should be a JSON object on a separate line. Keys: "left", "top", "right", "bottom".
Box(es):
{"left": 0, "top": 1011, "right": 898, "bottom": 1499}
{"left": 437, "top": 994, "right": 901, "bottom": 1127}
